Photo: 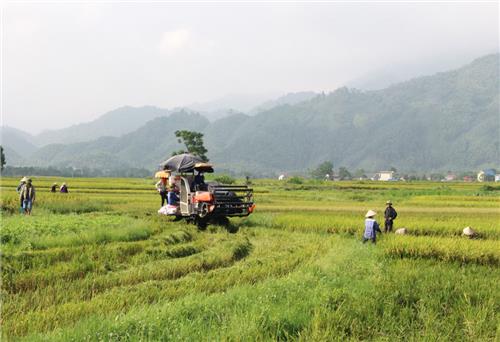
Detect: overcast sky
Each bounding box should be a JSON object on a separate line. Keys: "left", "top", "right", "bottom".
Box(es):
{"left": 2, "top": 2, "right": 499, "bottom": 134}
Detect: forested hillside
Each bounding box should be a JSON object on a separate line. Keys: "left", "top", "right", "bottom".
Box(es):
{"left": 34, "top": 106, "right": 172, "bottom": 145}
{"left": 30, "top": 112, "right": 209, "bottom": 169}
{"left": 5, "top": 54, "right": 499, "bottom": 175}
{"left": 212, "top": 54, "right": 499, "bottom": 173}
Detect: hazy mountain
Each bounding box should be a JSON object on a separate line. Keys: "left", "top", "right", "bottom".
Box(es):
{"left": 1, "top": 92, "right": 314, "bottom": 161}
{"left": 10, "top": 54, "right": 500, "bottom": 174}
{"left": 249, "top": 92, "right": 318, "bottom": 114}
{"left": 210, "top": 54, "right": 499, "bottom": 174}
{"left": 183, "top": 108, "right": 247, "bottom": 122}
{"left": 34, "top": 106, "right": 172, "bottom": 146}
{"left": 1, "top": 126, "right": 38, "bottom": 155}
{"left": 31, "top": 112, "right": 209, "bottom": 169}
{"left": 2, "top": 146, "right": 25, "bottom": 166}
{"left": 346, "top": 53, "right": 493, "bottom": 90}
{"left": 187, "top": 93, "right": 277, "bottom": 115}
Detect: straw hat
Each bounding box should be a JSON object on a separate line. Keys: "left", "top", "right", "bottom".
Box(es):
{"left": 62, "top": 182, "right": 67, "bottom": 186}
{"left": 462, "top": 227, "right": 475, "bottom": 237}
{"left": 20, "top": 176, "right": 28, "bottom": 182}
{"left": 365, "top": 210, "right": 377, "bottom": 218}
{"left": 53, "top": 183, "right": 58, "bottom": 186}
{"left": 386, "top": 200, "right": 392, "bottom": 205}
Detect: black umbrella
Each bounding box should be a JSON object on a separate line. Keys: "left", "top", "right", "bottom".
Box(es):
{"left": 159, "top": 153, "right": 204, "bottom": 173}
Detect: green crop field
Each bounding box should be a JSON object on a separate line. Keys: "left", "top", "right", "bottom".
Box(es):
{"left": 1, "top": 177, "right": 499, "bottom": 341}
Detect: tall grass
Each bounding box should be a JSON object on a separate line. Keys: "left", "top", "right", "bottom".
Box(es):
{"left": 1, "top": 176, "right": 498, "bottom": 340}
{"left": 17, "top": 237, "right": 499, "bottom": 341}
{"left": 381, "top": 235, "right": 500, "bottom": 266}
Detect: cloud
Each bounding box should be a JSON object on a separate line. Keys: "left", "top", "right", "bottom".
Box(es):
{"left": 158, "top": 29, "right": 191, "bottom": 55}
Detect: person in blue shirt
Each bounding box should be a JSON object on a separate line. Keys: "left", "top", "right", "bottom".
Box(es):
{"left": 167, "top": 186, "right": 179, "bottom": 205}
{"left": 362, "top": 210, "right": 382, "bottom": 244}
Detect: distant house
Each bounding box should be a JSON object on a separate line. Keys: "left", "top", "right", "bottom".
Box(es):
{"left": 278, "top": 174, "right": 286, "bottom": 181}
{"left": 495, "top": 174, "right": 500, "bottom": 182}
{"left": 444, "top": 173, "right": 457, "bottom": 181}
{"left": 375, "top": 171, "right": 395, "bottom": 181}
{"left": 477, "top": 169, "right": 496, "bottom": 182}
{"left": 463, "top": 176, "right": 474, "bottom": 182}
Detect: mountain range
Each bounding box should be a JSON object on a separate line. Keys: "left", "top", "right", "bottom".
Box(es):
{"left": 2, "top": 54, "right": 499, "bottom": 176}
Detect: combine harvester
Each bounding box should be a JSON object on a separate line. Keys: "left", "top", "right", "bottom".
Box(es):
{"left": 157, "top": 153, "right": 255, "bottom": 229}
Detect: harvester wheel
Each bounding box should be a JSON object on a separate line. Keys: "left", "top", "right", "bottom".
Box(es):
{"left": 198, "top": 203, "right": 209, "bottom": 218}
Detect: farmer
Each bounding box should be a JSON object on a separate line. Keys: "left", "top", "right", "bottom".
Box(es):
{"left": 17, "top": 177, "right": 27, "bottom": 193}
{"left": 17, "top": 177, "right": 27, "bottom": 210}
{"left": 384, "top": 200, "right": 398, "bottom": 233}
{"left": 51, "top": 183, "right": 58, "bottom": 192}
{"left": 362, "top": 210, "right": 382, "bottom": 244}
{"left": 20, "top": 178, "right": 36, "bottom": 215}
{"left": 167, "top": 185, "right": 180, "bottom": 205}
{"left": 60, "top": 183, "right": 69, "bottom": 193}
{"left": 193, "top": 171, "right": 205, "bottom": 191}
{"left": 156, "top": 177, "right": 168, "bottom": 206}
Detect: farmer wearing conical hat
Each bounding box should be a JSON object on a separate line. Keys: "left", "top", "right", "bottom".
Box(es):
{"left": 384, "top": 200, "right": 398, "bottom": 233}
{"left": 363, "top": 210, "right": 382, "bottom": 244}
{"left": 51, "top": 183, "right": 58, "bottom": 193}
{"left": 156, "top": 177, "right": 168, "bottom": 207}
{"left": 17, "top": 176, "right": 27, "bottom": 193}
{"left": 17, "top": 177, "right": 28, "bottom": 211}
{"left": 20, "top": 178, "right": 36, "bottom": 215}
{"left": 60, "top": 182, "right": 69, "bottom": 193}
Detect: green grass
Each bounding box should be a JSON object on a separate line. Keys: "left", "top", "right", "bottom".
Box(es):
{"left": 1, "top": 176, "right": 499, "bottom": 340}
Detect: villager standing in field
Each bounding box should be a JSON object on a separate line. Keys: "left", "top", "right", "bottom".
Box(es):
{"left": 17, "top": 177, "right": 27, "bottom": 211}
{"left": 156, "top": 177, "right": 168, "bottom": 206}
{"left": 51, "top": 183, "right": 58, "bottom": 192}
{"left": 384, "top": 200, "right": 398, "bottom": 233}
{"left": 20, "top": 178, "right": 36, "bottom": 215}
{"left": 60, "top": 183, "right": 69, "bottom": 193}
{"left": 363, "top": 210, "right": 381, "bottom": 244}
{"left": 17, "top": 177, "right": 27, "bottom": 193}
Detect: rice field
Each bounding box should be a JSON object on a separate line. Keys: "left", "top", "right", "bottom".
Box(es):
{"left": 1, "top": 176, "right": 499, "bottom": 341}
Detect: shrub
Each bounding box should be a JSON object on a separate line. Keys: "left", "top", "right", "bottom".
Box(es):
{"left": 287, "top": 176, "right": 304, "bottom": 185}
{"left": 213, "top": 175, "right": 235, "bottom": 185}
{"left": 481, "top": 185, "right": 500, "bottom": 191}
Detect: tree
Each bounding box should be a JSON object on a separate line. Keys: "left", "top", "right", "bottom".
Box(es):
{"left": 430, "top": 173, "right": 445, "bottom": 181}
{"left": 338, "top": 166, "right": 352, "bottom": 180}
{"left": 172, "top": 130, "right": 209, "bottom": 162}
{"left": 0, "top": 145, "right": 5, "bottom": 172}
{"left": 353, "top": 168, "right": 366, "bottom": 179}
{"left": 310, "top": 161, "right": 333, "bottom": 180}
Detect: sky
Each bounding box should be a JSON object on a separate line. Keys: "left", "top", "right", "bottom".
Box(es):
{"left": 2, "top": 2, "right": 499, "bottom": 134}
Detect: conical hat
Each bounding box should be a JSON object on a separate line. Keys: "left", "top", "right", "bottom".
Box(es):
{"left": 365, "top": 210, "right": 377, "bottom": 218}
{"left": 463, "top": 227, "right": 475, "bottom": 236}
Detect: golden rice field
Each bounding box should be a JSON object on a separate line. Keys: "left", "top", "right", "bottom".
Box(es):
{"left": 1, "top": 176, "right": 499, "bottom": 341}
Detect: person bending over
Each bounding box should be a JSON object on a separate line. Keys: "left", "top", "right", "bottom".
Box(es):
{"left": 363, "top": 210, "right": 381, "bottom": 244}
